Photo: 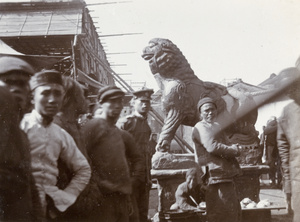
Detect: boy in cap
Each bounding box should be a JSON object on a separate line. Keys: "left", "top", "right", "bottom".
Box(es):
{"left": 192, "top": 97, "right": 241, "bottom": 222}
{"left": 170, "top": 167, "right": 206, "bottom": 211}
{"left": 20, "top": 69, "right": 91, "bottom": 219}
{"left": 82, "top": 85, "right": 144, "bottom": 221}
{"left": 117, "top": 88, "right": 154, "bottom": 222}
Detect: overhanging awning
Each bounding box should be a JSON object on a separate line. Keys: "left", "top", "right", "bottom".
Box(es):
{"left": 0, "top": 39, "right": 23, "bottom": 55}
{"left": 0, "top": 39, "right": 65, "bottom": 70}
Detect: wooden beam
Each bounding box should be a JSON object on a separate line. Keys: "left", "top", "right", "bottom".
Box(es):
{"left": 98, "top": 32, "right": 142, "bottom": 37}
{"left": 86, "top": 1, "right": 132, "bottom": 6}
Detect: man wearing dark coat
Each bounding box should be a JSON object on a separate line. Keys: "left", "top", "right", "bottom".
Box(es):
{"left": 0, "top": 86, "right": 36, "bottom": 221}
{"left": 0, "top": 56, "right": 42, "bottom": 221}
{"left": 117, "top": 88, "right": 154, "bottom": 222}
{"left": 82, "top": 86, "right": 144, "bottom": 222}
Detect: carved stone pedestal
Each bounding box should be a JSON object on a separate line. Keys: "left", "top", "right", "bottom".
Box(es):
{"left": 151, "top": 153, "right": 270, "bottom": 221}
{"left": 152, "top": 169, "right": 207, "bottom": 222}
{"left": 152, "top": 169, "right": 188, "bottom": 212}
{"left": 151, "top": 152, "right": 199, "bottom": 221}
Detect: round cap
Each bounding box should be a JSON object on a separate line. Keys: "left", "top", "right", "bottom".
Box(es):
{"left": 197, "top": 97, "right": 217, "bottom": 111}
{"left": 132, "top": 88, "right": 154, "bottom": 101}
{"left": 0, "top": 56, "right": 34, "bottom": 76}
{"left": 97, "top": 85, "right": 125, "bottom": 103}
{"left": 30, "top": 69, "right": 63, "bottom": 91}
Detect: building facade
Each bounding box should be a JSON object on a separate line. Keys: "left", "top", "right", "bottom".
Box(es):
{"left": 0, "top": 0, "right": 114, "bottom": 94}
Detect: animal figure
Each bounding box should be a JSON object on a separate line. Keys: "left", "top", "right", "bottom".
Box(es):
{"left": 142, "top": 38, "right": 258, "bottom": 152}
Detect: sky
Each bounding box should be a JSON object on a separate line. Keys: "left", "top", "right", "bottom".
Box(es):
{"left": 86, "top": 0, "right": 300, "bottom": 91}
{"left": 3, "top": 0, "right": 300, "bottom": 91}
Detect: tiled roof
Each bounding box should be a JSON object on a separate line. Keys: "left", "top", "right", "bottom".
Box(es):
{"left": 227, "top": 81, "right": 265, "bottom": 93}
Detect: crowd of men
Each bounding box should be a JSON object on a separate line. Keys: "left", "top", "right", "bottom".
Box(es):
{"left": 1, "top": 55, "right": 300, "bottom": 222}
{"left": 0, "top": 56, "right": 155, "bottom": 222}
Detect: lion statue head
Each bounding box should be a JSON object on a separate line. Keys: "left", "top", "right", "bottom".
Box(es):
{"left": 142, "top": 38, "right": 198, "bottom": 81}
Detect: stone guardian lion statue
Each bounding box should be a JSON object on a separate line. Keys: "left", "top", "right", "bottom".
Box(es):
{"left": 142, "top": 38, "right": 258, "bottom": 153}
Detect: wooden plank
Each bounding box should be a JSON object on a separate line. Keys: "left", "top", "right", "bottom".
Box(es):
{"left": 242, "top": 206, "right": 286, "bottom": 211}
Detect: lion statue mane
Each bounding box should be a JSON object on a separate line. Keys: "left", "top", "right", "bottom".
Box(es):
{"left": 142, "top": 38, "right": 259, "bottom": 154}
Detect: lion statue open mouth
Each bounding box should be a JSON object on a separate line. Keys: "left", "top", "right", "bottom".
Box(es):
{"left": 142, "top": 38, "right": 259, "bottom": 157}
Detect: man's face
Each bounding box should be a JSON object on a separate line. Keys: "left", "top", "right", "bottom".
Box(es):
{"left": 200, "top": 103, "right": 217, "bottom": 123}
{"left": 32, "top": 84, "right": 64, "bottom": 117}
{"left": 0, "top": 72, "right": 30, "bottom": 110}
{"left": 101, "top": 97, "right": 123, "bottom": 121}
{"left": 134, "top": 98, "right": 151, "bottom": 115}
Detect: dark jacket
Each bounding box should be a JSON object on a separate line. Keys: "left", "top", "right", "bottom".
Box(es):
{"left": 120, "top": 128, "right": 145, "bottom": 184}
{"left": 0, "top": 87, "right": 42, "bottom": 221}
{"left": 117, "top": 114, "right": 152, "bottom": 182}
{"left": 192, "top": 121, "right": 241, "bottom": 184}
{"left": 264, "top": 120, "right": 277, "bottom": 147}
{"left": 53, "top": 114, "right": 102, "bottom": 221}
{"left": 83, "top": 117, "right": 142, "bottom": 195}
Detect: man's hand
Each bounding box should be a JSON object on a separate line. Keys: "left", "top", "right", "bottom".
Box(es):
{"left": 156, "top": 140, "right": 170, "bottom": 152}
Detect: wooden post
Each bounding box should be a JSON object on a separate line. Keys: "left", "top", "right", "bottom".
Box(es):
{"left": 71, "top": 35, "right": 78, "bottom": 80}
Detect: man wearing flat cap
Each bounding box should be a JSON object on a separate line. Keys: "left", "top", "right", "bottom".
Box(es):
{"left": 117, "top": 88, "right": 154, "bottom": 222}
{"left": 0, "top": 56, "right": 44, "bottom": 220}
{"left": 0, "top": 56, "right": 34, "bottom": 119}
{"left": 82, "top": 85, "right": 144, "bottom": 221}
{"left": 192, "top": 97, "right": 242, "bottom": 222}
{"left": 21, "top": 69, "right": 91, "bottom": 220}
